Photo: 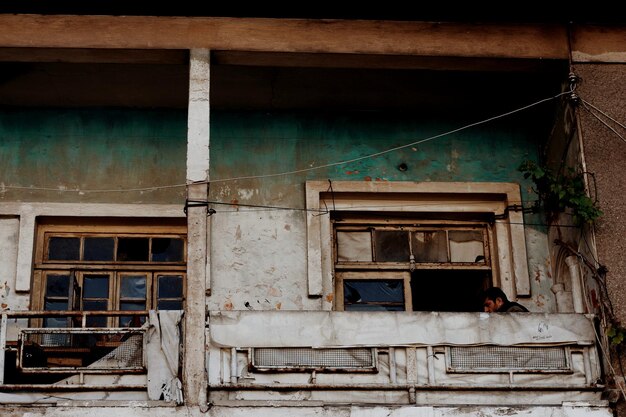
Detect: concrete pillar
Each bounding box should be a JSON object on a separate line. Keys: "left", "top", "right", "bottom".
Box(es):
{"left": 184, "top": 48, "right": 211, "bottom": 408}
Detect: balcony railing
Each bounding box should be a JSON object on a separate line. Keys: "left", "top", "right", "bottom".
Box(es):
{"left": 0, "top": 309, "right": 183, "bottom": 404}
{"left": 206, "top": 310, "right": 605, "bottom": 406}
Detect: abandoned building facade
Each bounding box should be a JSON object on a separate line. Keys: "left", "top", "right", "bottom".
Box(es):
{"left": 0, "top": 10, "right": 625, "bottom": 417}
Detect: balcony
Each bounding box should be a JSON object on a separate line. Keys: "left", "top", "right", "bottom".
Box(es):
{"left": 207, "top": 311, "right": 604, "bottom": 406}
{"left": 0, "top": 310, "right": 182, "bottom": 404}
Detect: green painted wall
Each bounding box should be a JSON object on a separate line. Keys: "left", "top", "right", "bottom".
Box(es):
{"left": 1, "top": 108, "right": 545, "bottom": 217}
{"left": 0, "top": 109, "right": 187, "bottom": 203}
{"left": 210, "top": 111, "right": 543, "bottom": 214}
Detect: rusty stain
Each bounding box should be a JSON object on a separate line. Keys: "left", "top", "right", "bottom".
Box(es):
{"left": 275, "top": 302, "right": 282, "bottom": 310}
{"left": 591, "top": 289, "right": 600, "bottom": 308}
{"left": 535, "top": 294, "right": 546, "bottom": 308}
{"left": 284, "top": 224, "right": 291, "bottom": 231}
{"left": 535, "top": 269, "right": 541, "bottom": 282}
{"left": 345, "top": 170, "right": 360, "bottom": 175}
{"left": 1, "top": 303, "right": 7, "bottom": 309}
{"left": 268, "top": 287, "right": 281, "bottom": 297}
{"left": 364, "top": 176, "right": 372, "bottom": 181}
{"left": 224, "top": 299, "right": 233, "bottom": 310}
{"left": 325, "top": 293, "right": 334, "bottom": 303}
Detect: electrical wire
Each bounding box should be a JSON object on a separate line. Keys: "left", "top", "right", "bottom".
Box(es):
{"left": 580, "top": 100, "right": 626, "bottom": 144}
{"left": 1, "top": 90, "right": 571, "bottom": 193}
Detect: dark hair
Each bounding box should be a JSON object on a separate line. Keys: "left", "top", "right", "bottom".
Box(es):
{"left": 482, "top": 287, "right": 509, "bottom": 302}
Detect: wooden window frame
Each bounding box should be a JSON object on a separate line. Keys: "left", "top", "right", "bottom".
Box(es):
{"left": 32, "top": 219, "right": 187, "bottom": 327}
{"left": 305, "top": 181, "right": 530, "bottom": 308}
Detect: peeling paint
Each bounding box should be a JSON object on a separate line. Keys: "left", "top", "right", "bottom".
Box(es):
{"left": 238, "top": 188, "right": 256, "bottom": 200}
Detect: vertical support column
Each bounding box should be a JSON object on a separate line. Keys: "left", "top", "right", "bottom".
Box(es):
{"left": 0, "top": 314, "right": 7, "bottom": 384}
{"left": 184, "top": 48, "right": 211, "bottom": 407}
{"left": 15, "top": 211, "right": 36, "bottom": 292}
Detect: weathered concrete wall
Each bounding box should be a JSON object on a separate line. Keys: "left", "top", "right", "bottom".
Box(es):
{"left": 0, "top": 109, "right": 187, "bottom": 204}
{"left": 0, "top": 107, "right": 558, "bottom": 312}
{"left": 575, "top": 64, "right": 626, "bottom": 324}
{"left": 0, "top": 216, "right": 27, "bottom": 311}
{"left": 0, "top": 403, "right": 613, "bottom": 417}
{"left": 208, "top": 111, "right": 556, "bottom": 312}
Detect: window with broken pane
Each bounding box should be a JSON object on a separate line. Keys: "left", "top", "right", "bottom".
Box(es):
{"left": 334, "top": 221, "right": 492, "bottom": 312}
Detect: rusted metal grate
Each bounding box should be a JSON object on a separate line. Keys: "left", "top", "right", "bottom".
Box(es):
{"left": 252, "top": 347, "right": 376, "bottom": 371}
{"left": 448, "top": 345, "right": 570, "bottom": 373}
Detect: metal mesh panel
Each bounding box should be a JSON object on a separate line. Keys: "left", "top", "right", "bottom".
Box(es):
{"left": 448, "top": 346, "right": 569, "bottom": 372}
{"left": 253, "top": 347, "right": 375, "bottom": 370}
{"left": 20, "top": 328, "right": 144, "bottom": 372}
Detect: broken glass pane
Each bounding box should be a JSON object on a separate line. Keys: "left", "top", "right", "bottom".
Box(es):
{"left": 45, "top": 274, "right": 70, "bottom": 297}
{"left": 48, "top": 237, "right": 80, "bottom": 261}
{"left": 336, "top": 231, "right": 372, "bottom": 262}
{"left": 152, "top": 238, "right": 184, "bottom": 262}
{"left": 120, "top": 275, "right": 147, "bottom": 298}
{"left": 83, "top": 275, "right": 109, "bottom": 298}
{"left": 412, "top": 231, "right": 448, "bottom": 262}
{"left": 117, "top": 237, "right": 149, "bottom": 261}
{"left": 83, "top": 237, "right": 114, "bottom": 261}
{"left": 374, "top": 230, "right": 410, "bottom": 262}
{"left": 344, "top": 280, "right": 404, "bottom": 311}
{"left": 158, "top": 275, "right": 183, "bottom": 298}
{"left": 449, "top": 231, "right": 485, "bottom": 263}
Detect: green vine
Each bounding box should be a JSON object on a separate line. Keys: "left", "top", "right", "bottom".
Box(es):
{"left": 518, "top": 160, "right": 603, "bottom": 225}
{"left": 607, "top": 324, "right": 626, "bottom": 346}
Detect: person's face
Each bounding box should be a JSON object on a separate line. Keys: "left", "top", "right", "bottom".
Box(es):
{"left": 483, "top": 297, "right": 503, "bottom": 312}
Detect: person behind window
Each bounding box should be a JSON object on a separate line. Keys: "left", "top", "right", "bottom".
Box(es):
{"left": 482, "top": 287, "right": 529, "bottom": 312}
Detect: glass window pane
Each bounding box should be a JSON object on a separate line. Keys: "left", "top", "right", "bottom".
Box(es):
{"left": 120, "top": 301, "right": 146, "bottom": 311}
{"left": 45, "top": 274, "right": 70, "bottom": 297}
{"left": 374, "top": 230, "right": 410, "bottom": 262}
{"left": 336, "top": 231, "right": 372, "bottom": 262}
{"left": 412, "top": 231, "right": 449, "bottom": 262}
{"left": 83, "top": 275, "right": 109, "bottom": 298}
{"left": 158, "top": 275, "right": 183, "bottom": 298}
{"left": 120, "top": 275, "right": 147, "bottom": 298}
{"left": 83, "top": 237, "right": 114, "bottom": 261}
{"left": 120, "top": 302, "right": 147, "bottom": 327}
{"left": 117, "top": 237, "right": 149, "bottom": 261}
{"left": 83, "top": 300, "right": 108, "bottom": 311}
{"left": 152, "top": 238, "right": 184, "bottom": 262}
{"left": 345, "top": 304, "right": 404, "bottom": 312}
{"left": 44, "top": 317, "right": 68, "bottom": 328}
{"left": 449, "top": 231, "right": 485, "bottom": 263}
{"left": 344, "top": 280, "right": 404, "bottom": 305}
{"left": 82, "top": 300, "right": 108, "bottom": 327}
{"left": 157, "top": 300, "right": 183, "bottom": 310}
{"left": 48, "top": 237, "right": 80, "bottom": 260}
{"left": 45, "top": 300, "right": 69, "bottom": 311}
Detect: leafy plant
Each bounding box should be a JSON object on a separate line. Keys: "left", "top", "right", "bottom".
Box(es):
{"left": 607, "top": 324, "right": 626, "bottom": 346}
{"left": 519, "top": 160, "right": 603, "bottom": 225}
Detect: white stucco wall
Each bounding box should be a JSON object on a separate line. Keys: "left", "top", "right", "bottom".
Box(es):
{"left": 209, "top": 210, "right": 321, "bottom": 311}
